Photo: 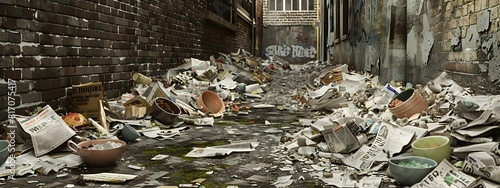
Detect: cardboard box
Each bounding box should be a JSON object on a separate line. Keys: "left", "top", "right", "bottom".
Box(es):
{"left": 71, "top": 82, "right": 104, "bottom": 118}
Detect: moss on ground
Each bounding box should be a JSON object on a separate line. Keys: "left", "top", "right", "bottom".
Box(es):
{"left": 141, "top": 139, "right": 230, "bottom": 159}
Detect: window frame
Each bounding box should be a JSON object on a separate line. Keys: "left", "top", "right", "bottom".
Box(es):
{"left": 332, "top": 0, "right": 348, "bottom": 44}
{"left": 268, "top": 0, "right": 315, "bottom": 12}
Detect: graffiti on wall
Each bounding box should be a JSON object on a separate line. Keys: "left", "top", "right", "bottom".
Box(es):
{"left": 264, "top": 45, "right": 317, "bottom": 59}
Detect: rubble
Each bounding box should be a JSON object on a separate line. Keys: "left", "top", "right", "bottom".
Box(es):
{"left": 0, "top": 48, "right": 499, "bottom": 187}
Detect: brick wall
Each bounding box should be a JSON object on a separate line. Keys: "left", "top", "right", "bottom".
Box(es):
{"left": 263, "top": 0, "right": 317, "bottom": 26}
{"left": 0, "top": 0, "right": 253, "bottom": 122}
{"left": 329, "top": 0, "right": 500, "bottom": 94}
{"left": 417, "top": 0, "right": 500, "bottom": 94}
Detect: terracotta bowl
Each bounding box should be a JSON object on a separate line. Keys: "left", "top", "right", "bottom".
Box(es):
{"left": 196, "top": 90, "right": 225, "bottom": 114}
{"left": 68, "top": 139, "right": 126, "bottom": 167}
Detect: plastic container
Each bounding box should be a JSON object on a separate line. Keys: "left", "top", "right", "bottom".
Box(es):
{"left": 68, "top": 139, "right": 126, "bottom": 167}
{"left": 389, "top": 89, "right": 428, "bottom": 118}
{"left": 132, "top": 72, "right": 152, "bottom": 85}
{"left": 411, "top": 136, "right": 451, "bottom": 163}
{"left": 150, "top": 97, "right": 182, "bottom": 125}
{"left": 196, "top": 90, "right": 225, "bottom": 114}
{"left": 389, "top": 156, "right": 437, "bottom": 186}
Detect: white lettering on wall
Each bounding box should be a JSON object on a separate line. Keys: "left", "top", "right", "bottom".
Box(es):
{"left": 265, "top": 45, "right": 316, "bottom": 58}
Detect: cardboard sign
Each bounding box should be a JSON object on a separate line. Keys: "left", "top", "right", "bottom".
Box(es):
{"left": 71, "top": 82, "right": 104, "bottom": 118}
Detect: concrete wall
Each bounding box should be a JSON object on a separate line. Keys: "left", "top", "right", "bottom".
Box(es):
{"left": 0, "top": 0, "right": 257, "bottom": 121}
{"left": 327, "top": 0, "right": 500, "bottom": 94}
{"left": 262, "top": 26, "right": 317, "bottom": 63}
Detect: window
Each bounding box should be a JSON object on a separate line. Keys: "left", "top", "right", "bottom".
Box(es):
{"left": 331, "top": 0, "right": 348, "bottom": 43}
{"left": 208, "top": 0, "right": 233, "bottom": 22}
{"left": 269, "top": 0, "right": 315, "bottom": 11}
{"left": 236, "top": 0, "right": 253, "bottom": 15}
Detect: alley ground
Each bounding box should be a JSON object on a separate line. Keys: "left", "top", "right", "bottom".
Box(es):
{"left": 5, "top": 66, "right": 396, "bottom": 188}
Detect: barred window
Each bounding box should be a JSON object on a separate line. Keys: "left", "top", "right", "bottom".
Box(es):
{"left": 269, "top": 0, "right": 315, "bottom": 11}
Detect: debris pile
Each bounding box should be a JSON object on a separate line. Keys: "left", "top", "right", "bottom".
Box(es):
{"left": 0, "top": 48, "right": 499, "bottom": 187}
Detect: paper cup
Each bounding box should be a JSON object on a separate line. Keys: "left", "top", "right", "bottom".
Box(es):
{"left": 132, "top": 72, "right": 152, "bottom": 85}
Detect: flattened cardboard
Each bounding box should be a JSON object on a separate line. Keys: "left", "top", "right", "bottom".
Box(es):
{"left": 71, "top": 82, "right": 104, "bottom": 118}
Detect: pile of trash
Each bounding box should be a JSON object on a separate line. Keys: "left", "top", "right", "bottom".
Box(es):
{"left": 1, "top": 47, "right": 500, "bottom": 188}
{"left": 0, "top": 48, "right": 293, "bottom": 183}
{"left": 269, "top": 63, "right": 500, "bottom": 187}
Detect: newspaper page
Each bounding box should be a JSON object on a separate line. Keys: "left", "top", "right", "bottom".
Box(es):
{"left": 15, "top": 105, "right": 76, "bottom": 157}
{"left": 411, "top": 160, "right": 479, "bottom": 188}
{"left": 337, "top": 122, "right": 414, "bottom": 170}
{"left": 185, "top": 140, "right": 259, "bottom": 158}
{"left": 463, "top": 152, "right": 500, "bottom": 184}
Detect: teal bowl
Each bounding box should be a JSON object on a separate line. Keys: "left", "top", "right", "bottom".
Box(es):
{"left": 389, "top": 156, "right": 437, "bottom": 186}
{"left": 0, "top": 140, "right": 10, "bottom": 166}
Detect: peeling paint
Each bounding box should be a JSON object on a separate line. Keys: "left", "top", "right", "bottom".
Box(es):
{"left": 463, "top": 25, "right": 480, "bottom": 49}
{"left": 421, "top": 14, "right": 434, "bottom": 65}
{"left": 481, "top": 37, "right": 493, "bottom": 56}
{"left": 491, "top": 36, "right": 500, "bottom": 82}
{"left": 478, "top": 63, "right": 488, "bottom": 73}
{"left": 417, "top": 0, "right": 425, "bottom": 15}
{"left": 477, "top": 10, "right": 490, "bottom": 33}
{"left": 451, "top": 28, "right": 462, "bottom": 51}
{"left": 407, "top": 26, "right": 418, "bottom": 63}
{"left": 365, "top": 46, "right": 377, "bottom": 72}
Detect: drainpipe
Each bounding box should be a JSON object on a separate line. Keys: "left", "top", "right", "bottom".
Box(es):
{"left": 252, "top": 0, "right": 256, "bottom": 56}
{"left": 316, "top": 0, "right": 320, "bottom": 60}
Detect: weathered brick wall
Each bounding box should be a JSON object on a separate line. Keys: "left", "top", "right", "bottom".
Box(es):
{"left": 415, "top": 0, "right": 500, "bottom": 94}
{"left": 330, "top": 0, "right": 499, "bottom": 94}
{"left": 0, "top": 0, "right": 252, "bottom": 121}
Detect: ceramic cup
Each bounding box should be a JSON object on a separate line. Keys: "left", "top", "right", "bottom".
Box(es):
{"left": 121, "top": 123, "right": 141, "bottom": 142}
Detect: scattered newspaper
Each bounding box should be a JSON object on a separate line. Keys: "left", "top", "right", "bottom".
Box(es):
{"left": 411, "top": 160, "right": 479, "bottom": 188}
{"left": 185, "top": 140, "right": 259, "bottom": 158}
{"left": 15, "top": 105, "right": 76, "bottom": 157}
{"left": 332, "top": 122, "right": 414, "bottom": 170}
{"left": 463, "top": 152, "right": 500, "bottom": 184}
{"left": 0, "top": 151, "right": 82, "bottom": 177}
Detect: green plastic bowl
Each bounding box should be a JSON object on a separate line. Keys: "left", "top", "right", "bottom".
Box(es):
{"left": 389, "top": 156, "right": 437, "bottom": 186}
{"left": 411, "top": 136, "right": 451, "bottom": 163}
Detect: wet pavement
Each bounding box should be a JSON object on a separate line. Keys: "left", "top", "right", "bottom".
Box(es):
{"left": 4, "top": 68, "right": 364, "bottom": 188}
